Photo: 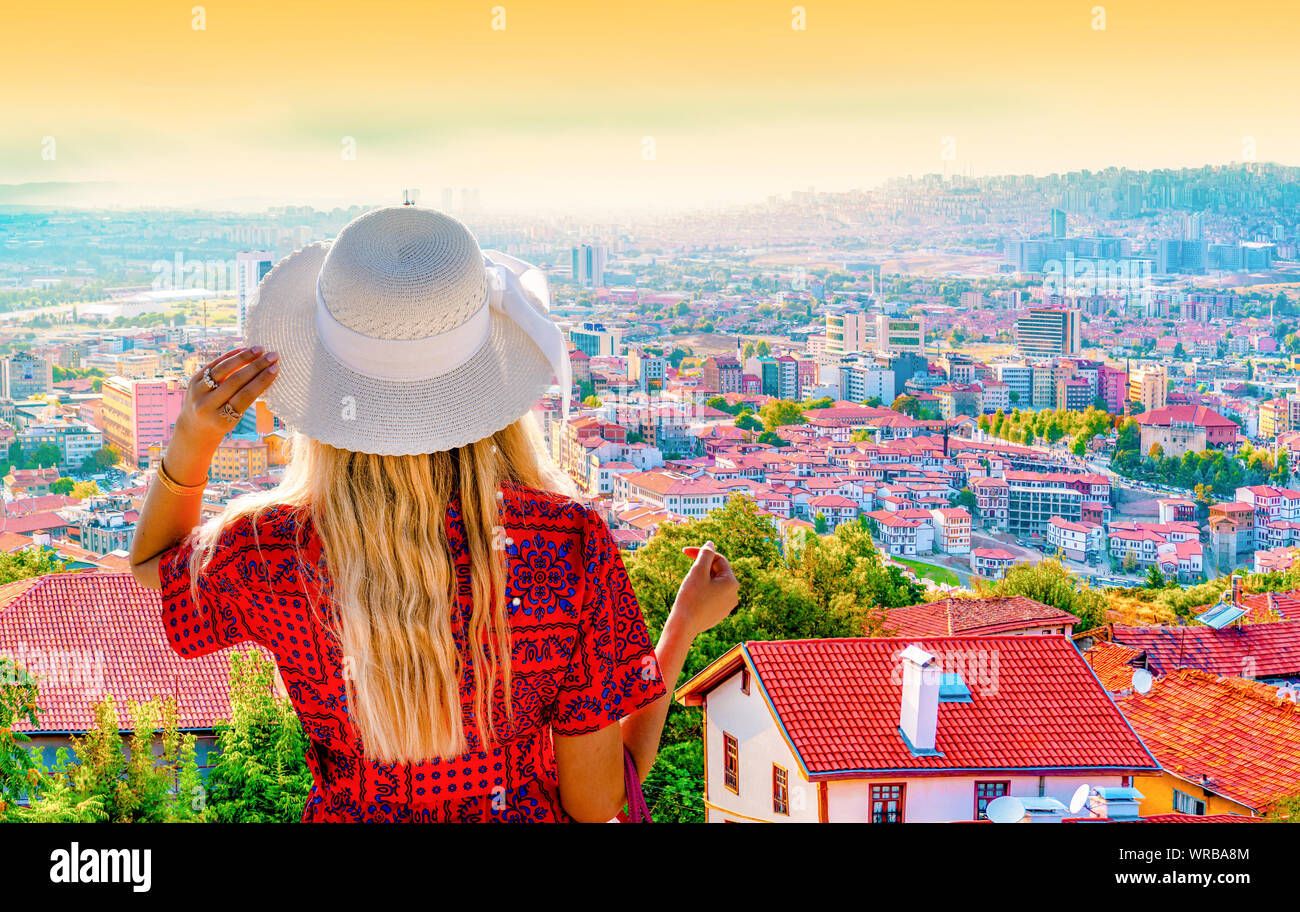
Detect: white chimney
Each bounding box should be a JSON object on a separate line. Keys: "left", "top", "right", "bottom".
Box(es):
{"left": 898, "top": 644, "right": 940, "bottom": 753}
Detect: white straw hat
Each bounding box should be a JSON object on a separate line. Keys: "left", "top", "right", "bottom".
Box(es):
{"left": 244, "top": 206, "right": 570, "bottom": 456}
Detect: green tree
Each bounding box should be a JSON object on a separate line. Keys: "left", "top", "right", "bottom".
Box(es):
{"left": 50, "top": 478, "right": 74, "bottom": 495}
{"left": 953, "top": 488, "right": 978, "bottom": 512}
{"left": 0, "top": 549, "right": 68, "bottom": 585}
{"left": 0, "top": 657, "right": 40, "bottom": 819}
{"left": 758, "top": 399, "right": 807, "bottom": 432}
{"left": 983, "top": 558, "right": 1107, "bottom": 629}
{"left": 1145, "top": 565, "right": 1167, "bottom": 590}
{"left": 892, "top": 394, "right": 921, "bottom": 418}
{"left": 201, "top": 651, "right": 312, "bottom": 823}
{"left": 20, "top": 697, "right": 198, "bottom": 823}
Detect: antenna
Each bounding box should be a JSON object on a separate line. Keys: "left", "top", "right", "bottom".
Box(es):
{"left": 985, "top": 795, "right": 1025, "bottom": 824}
{"left": 1069, "top": 784, "right": 1091, "bottom": 815}
{"left": 1131, "top": 668, "right": 1154, "bottom": 694}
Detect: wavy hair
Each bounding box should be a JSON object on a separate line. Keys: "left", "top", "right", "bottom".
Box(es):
{"left": 188, "top": 415, "right": 571, "bottom": 763}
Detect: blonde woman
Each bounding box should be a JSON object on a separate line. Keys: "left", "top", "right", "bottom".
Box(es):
{"left": 129, "top": 207, "right": 738, "bottom": 822}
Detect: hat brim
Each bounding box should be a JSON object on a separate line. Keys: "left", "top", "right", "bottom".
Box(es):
{"left": 244, "top": 242, "right": 555, "bottom": 456}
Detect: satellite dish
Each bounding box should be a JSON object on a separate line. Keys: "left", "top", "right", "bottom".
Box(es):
{"left": 986, "top": 795, "right": 1025, "bottom": 824}
{"left": 1131, "top": 668, "right": 1154, "bottom": 694}
{"left": 1069, "top": 784, "right": 1091, "bottom": 815}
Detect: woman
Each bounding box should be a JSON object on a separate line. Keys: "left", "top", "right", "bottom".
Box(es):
{"left": 129, "top": 206, "right": 738, "bottom": 822}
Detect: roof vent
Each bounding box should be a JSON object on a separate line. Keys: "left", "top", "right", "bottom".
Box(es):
{"left": 938, "top": 672, "right": 972, "bottom": 703}
{"left": 1086, "top": 786, "right": 1145, "bottom": 821}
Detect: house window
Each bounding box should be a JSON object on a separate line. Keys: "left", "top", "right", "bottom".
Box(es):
{"left": 975, "top": 781, "right": 1010, "bottom": 819}
{"left": 1173, "top": 788, "right": 1206, "bottom": 816}
{"left": 773, "top": 765, "right": 789, "bottom": 815}
{"left": 723, "top": 733, "right": 739, "bottom": 793}
{"left": 740, "top": 669, "right": 751, "bottom": 695}
{"left": 870, "top": 783, "right": 904, "bottom": 823}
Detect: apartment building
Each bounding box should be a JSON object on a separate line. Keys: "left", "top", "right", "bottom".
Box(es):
{"left": 968, "top": 476, "right": 1008, "bottom": 528}
{"left": 209, "top": 438, "right": 269, "bottom": 482}
{"left": 1005, "top": 472, "right": 1083, "bottom": 538}
{"left": 929, "top": 507, "right": 971, "bottom": 554}
{"left": 1046, "top": 516, "right": 1103, "bottom": 562}
{"left": 100, "top": 376, "right": 186, "bottom": 469}
{"left": 702, "top": 354, "right": 743, "bottom": 394}
{"left": 15, "top": 419, "right": 103, "bottom": 469}
{"left": 613, "top": 470, "right": 730, "bottom": 519}
{"left": 1128, "top": 365, "right": 1168, "bottom": 412}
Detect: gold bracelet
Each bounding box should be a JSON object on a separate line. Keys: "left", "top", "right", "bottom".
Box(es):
{"left": 156, "top": 458, "right": 207, "bottom": 496}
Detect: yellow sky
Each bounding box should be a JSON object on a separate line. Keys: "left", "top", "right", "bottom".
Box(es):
{"left": 4, "top": 0, "right": 1298, "bottom": 211}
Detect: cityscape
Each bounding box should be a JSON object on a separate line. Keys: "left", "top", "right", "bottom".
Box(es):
{"left": 2, "top": 162, "right": 1299, "bottom": 829}
{"left": 1, "top": 2, "right": 1297, "bottom": 870}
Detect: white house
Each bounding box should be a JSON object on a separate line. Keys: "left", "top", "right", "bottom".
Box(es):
{"left": 675, "top": 636, "right": 1159, "bottom": 823}
{"left": 1046, "top": 516, "right": 1103, "bottom": 562}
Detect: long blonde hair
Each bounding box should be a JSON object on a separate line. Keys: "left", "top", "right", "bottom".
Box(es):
{"left": 189, "top": 415, "right": 571, "bottom": 763}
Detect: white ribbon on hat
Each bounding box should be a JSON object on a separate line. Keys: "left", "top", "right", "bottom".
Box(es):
{"left": 313, "top": 251, "right": 571, "bottom": 419}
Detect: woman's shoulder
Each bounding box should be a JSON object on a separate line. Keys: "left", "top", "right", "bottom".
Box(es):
{"left": 499, "top": 481, "right": 600, "bottom": 533}
{"left": 211, "top": 502, "right": 315, "bottom": 551}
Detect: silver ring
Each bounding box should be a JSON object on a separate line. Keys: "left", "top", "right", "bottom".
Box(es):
{"left": 219, "top": 403, "right": 241, "bottom": 424}
{"left": 202, "top": 369, "right": 218, "bottom": 390}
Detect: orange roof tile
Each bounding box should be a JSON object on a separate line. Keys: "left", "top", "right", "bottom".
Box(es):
{"left": 1119, "top": 669, "right": 1300, "bottom": 812}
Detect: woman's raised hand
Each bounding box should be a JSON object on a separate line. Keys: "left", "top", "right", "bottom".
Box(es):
{"left": 165, "top": 347, "right": 280, "bottom": 484}
{"left": 668, "top": 540, "right": 740, "bottom": 639}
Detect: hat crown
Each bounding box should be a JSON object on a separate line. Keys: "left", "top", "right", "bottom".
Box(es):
{"left": 317, "top": 206, "right": 487, "bottom": 341}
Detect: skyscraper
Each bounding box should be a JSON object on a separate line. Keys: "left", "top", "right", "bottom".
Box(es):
{"left": 235, "top": 251, "right": 275, "bottom": 337}
{"left": 1050, "top": 208, "right": 1067, "bottom": 239}
{"left": 570, "top": 244, "right": 608, "bottom": 288}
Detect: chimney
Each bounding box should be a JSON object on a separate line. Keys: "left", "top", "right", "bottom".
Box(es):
{"left": 898, "top": 644, "right": 940, "bottom": 753}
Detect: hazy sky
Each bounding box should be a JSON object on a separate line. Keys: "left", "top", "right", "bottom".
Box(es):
{"left": 4, "top": 0, "right": 1298, "bottom": 213}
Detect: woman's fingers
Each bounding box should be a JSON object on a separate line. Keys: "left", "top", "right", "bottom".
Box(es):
{"left": 683, "top": 541, "right": 729, "bottom": 579}
{"left": 210, "top": 351, "right": 279, "bottom": 408}
{"left": 207, "top": 347, "right": 263, "bottom": 385}
{"left": 225, "top": 359, "right": 280, "bottom": 414}
{"left": 204, "top": 346, "right": 243, "bottom": 371}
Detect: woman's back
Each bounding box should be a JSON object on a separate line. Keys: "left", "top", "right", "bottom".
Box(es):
{"left": 158, "top": 482, "right": 663, "bottom": 822}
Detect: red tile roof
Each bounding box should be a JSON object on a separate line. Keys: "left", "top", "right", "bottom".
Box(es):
{"left": 679, "top": 636, "right": 1157, "bottom": 778}
{"left": 1084, "top": 640, "right": 1144, "bottom": 691}
{"left": 0, "top": 571, "right": 269, "bottom": 733}
{"left": 1238, "top": 590, "right": 1300, "bottom": 624}
{"left": 1133, "top": 404, "right": 1237, "bottom": 428}
{"left": 1118, "top": 669, "right": 1300, "bottom": 812}
{"left": 1064, "top": 813, "right": 1262, "bottom": 823}
{"left": 1109, "top": 620, "right": 1300, "bottom": 678}
{"left": 885, "top": 596, "right": 1078, "bottom": 637}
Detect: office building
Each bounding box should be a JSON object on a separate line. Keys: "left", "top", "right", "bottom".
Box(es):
{"left": 1015, "top": 309, "right": 1081, "bottom": 358}
{"left": 236, "top": 251, "right": 275, "bottom": 336}
{"left": 569, "top": 321, "right": 621, "bottom": 358}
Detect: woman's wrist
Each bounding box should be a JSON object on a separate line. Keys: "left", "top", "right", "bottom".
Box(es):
{"left": 162, "top": 428, "right": 218, "bottom": 487}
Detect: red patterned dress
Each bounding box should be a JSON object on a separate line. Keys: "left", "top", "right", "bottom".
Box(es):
{"left": 157, "top": 482, "right": 666, "bottom": 822}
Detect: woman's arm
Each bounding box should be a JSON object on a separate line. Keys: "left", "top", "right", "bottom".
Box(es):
{"left": 129, "top": 347, "right": 280, "bottom": 589}
{"left": 553, "top": 541, "right": 737, "bottom": 819}
{"left": 621, "top": 541, "right": 738, "bottom": 779}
